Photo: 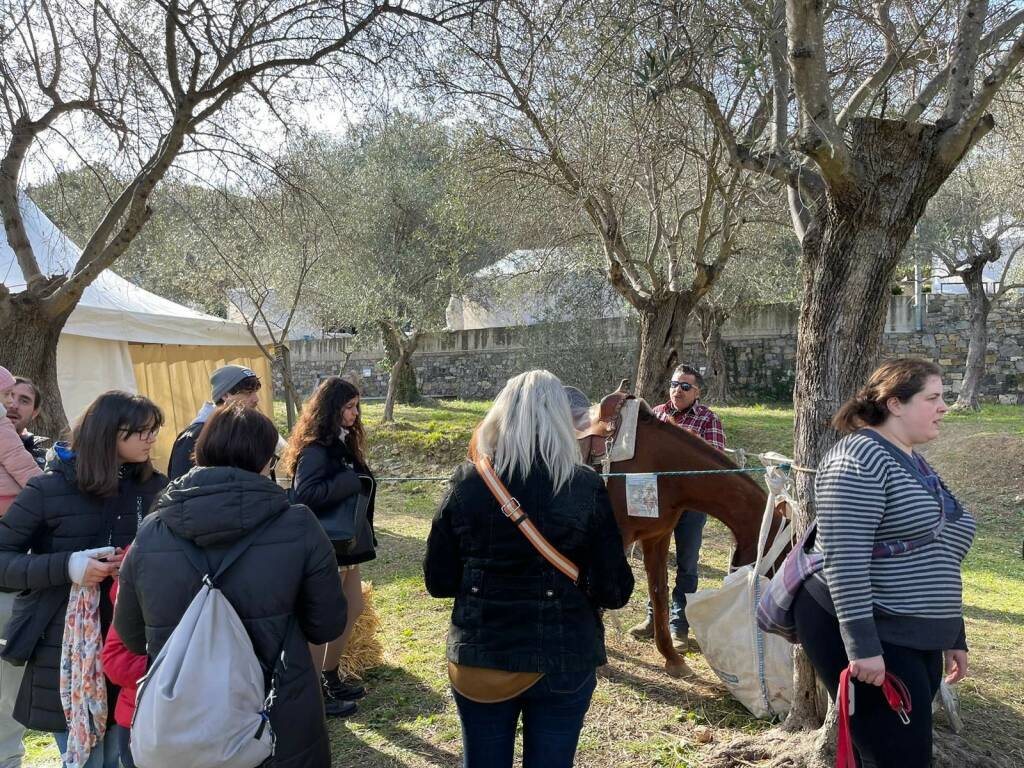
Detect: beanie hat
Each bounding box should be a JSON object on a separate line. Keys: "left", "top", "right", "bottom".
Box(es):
{"left": 210, "top": 365, "right": 259, "bottom": 403}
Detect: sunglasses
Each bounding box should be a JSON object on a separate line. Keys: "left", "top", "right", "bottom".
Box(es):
{"left": 669, "top": 381, "right": 695, "bottom": 391}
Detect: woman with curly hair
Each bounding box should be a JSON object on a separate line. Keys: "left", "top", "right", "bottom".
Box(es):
{"left": 282, "top": 376, "right": 375, "bottom": 719}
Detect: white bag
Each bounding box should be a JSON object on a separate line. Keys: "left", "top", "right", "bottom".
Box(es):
{"left": 684, "top": 463, "right": 794, "bottom": 718}
{"left": 132, "top": 525, "right": 278, "bottom": 768}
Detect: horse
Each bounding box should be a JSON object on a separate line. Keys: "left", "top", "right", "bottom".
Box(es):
{"left": 583, "top": 384, "right": 790, "bottom": 678}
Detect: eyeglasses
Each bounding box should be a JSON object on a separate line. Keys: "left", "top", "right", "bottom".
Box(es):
{"left": 122, "top": 427, "right": 161, "bottom": 442}
{"left": 669, "top": 381, "right": 695, "bottom": 391}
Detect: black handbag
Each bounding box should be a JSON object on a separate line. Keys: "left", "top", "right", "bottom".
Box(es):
{"left": 317, "top": 474, "right": 375, "bottom": 554}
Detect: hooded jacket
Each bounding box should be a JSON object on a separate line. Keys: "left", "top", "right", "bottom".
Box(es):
{"left": 0, "top": 414, "right": 42, "bottom": 516}
{"left": 114, "top": 465, "right": 346, "bottom": 768}
{"left": 0, "top": 445, "right": 166, "bottom": 731}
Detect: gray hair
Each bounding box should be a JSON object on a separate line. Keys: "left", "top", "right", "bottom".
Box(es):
{"left": 475, "top": 370, "right": 584, "bottom": 494}
{"left": 562, "top": 386, "right": 592, "bottom": 431}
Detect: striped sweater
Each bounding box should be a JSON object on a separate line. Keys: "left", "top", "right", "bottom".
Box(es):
{"left": 806, "top": 431, "right": 975, "bottom": 660}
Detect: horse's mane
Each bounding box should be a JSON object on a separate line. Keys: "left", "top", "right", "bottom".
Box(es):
{"left": 635, "top": 399, "right": 765, "bottom": 496}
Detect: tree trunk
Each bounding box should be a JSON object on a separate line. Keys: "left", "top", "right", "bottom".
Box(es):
{"left": 953, "top": 265, "right": 989, "bottom": 411}
{"left": 635, "top": 293, "right": 697, "bottom": 404}
{"left": 0, "top": 297, "right": 73, "bottom": 440}
{"left": 788, "top": 117, "right": 957, "bottom": 730}
{"left": 381, "top": 328, "right": 422, "bottom": 423}
{"left": 698, "top": 305, "right": 729, "bottom": 404}
{"left": 274, "top": 345, "right": 301, "bottom": 432}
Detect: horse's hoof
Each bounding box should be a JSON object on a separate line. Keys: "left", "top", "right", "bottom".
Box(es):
{"left": 665, "top": 660, "right": 692, "bottom": 678}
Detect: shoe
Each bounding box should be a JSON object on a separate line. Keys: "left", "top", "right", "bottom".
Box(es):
{"left": 628, "top": 617, "right": 655, "bottom": 640}
{"left": 322, "top": 668, "right": 367, "bottom": 701}
{"left": 323, "top": 696, "right": 358, "bottom": 718}
{"left": 671, "top": 628, "right": 688, "bottom": 648}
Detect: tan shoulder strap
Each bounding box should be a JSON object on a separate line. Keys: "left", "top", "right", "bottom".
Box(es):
{"left": 473, "top": 457, "right": 580, "bottom": 584}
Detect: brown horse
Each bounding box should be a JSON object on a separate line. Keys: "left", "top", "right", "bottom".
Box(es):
{"left": 592, "top": 389, "right": 789, "bottom": 677}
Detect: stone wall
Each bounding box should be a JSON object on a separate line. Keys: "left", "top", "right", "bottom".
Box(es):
{"left": 276, "top": 294, "right": 1024, "bottom": 404}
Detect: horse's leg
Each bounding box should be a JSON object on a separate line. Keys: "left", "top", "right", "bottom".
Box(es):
{"left": 641, "top": 534, "right": 690, "bottom": 678}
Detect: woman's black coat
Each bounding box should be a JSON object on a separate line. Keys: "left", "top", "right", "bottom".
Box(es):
{"left": 292, "top": 438, "right": 376, "bottom": 566}
{"left": 114, "top": 466, "right": 346, "bottom": 768}
{"left": 0, "top": 446, "right": 166, "bottom": 731}
{"left": 424, "top": 462, "right": 634, "bottom": 674}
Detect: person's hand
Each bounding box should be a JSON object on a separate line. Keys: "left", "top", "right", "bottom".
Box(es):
{"left": 104, "top": 548, "right": 126, "bottom": 569}
{"left": 79, "top": 558, "right": 118, "bottom": 587}
{"left": 944, "top": 649, "right": 969, "bottom": 684}
{"left": 849, "top": 655, "right": 886, "bottom": 686}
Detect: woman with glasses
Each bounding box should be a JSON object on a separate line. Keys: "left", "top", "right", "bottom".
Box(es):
{"left": 114, "top": 404, "right": 347, "bottom": 768}
{"left": 282, "top": 377, "right": 376, "bottom": 719}
{"left": 793, "top": 358, "right": 975, "bottom": 768}
{"left": 0, "top": 391, "right": 167, "bottom": 768}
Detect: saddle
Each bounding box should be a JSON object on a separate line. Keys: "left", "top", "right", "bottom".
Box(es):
{"left": 576, "top": 380, "right": 639, "bottom": 470}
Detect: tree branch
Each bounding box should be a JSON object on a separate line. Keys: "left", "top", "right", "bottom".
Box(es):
{"left": 904, "top": 8, "right": 1024, "bottom": 122}
{"left": 786, "top": 0, "right": 852, "bottom": 187}
{"left": 938, "top": 25, "right": 1024, "bottom": 164}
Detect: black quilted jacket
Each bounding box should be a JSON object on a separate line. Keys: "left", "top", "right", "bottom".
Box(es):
{"left": 0, "top": 445, "right": 166, "bottom": 731}
{"left": 115, "top": 466, "right": 347, "bottom": 768}
{"left": 424, "top": 462, "right": 634, "bottom": 673}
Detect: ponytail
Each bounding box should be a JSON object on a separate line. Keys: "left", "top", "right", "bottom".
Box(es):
{"left": 832, "top": 358, "right": 942, "bottom": 434}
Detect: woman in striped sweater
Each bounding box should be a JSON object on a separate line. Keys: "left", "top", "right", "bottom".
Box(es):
{"left": 794, "top": 358, "right": 975, "bottom": 767}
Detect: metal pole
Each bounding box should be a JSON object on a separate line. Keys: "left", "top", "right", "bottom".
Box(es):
{"left": 914, "top": 227, "right": 924, "bottom": 332}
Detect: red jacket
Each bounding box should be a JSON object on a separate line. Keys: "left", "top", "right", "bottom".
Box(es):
{"left": 103, "top": 572, "right": 148, "bottom": 728}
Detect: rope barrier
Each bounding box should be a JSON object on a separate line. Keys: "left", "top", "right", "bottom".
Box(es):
{"left": 374, "top": 465, "right": 781, "bottom": 484}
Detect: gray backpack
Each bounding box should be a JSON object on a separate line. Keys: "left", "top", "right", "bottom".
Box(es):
{"left": 131, "top": 521, "right": 286, "bottom": 768}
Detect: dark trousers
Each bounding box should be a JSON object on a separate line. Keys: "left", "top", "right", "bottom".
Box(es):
{"left": 793, "top": 588, "right": 943, "bottom": 768}
{"left": 646, "top": 510, "right": 707, "bottom": 632}
{"left": 117, "top": 725, "right": 135, "bottom": 768}
{"left": 452, "top": 669, "right": 596, "bottom": 768}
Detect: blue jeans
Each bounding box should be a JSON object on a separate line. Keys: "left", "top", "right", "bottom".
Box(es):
{"left": 452, "top": 668, "right": 597, "bottom": 768}
{"left": 53, "top": 725, "right": 121, "bottom": 768}
{"left": 646, "top": 510, "right": 707, "bottom": 633}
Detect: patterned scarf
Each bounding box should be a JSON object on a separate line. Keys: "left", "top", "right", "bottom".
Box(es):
{"left": 60, "top": 584, "right": 108, "bottom": 768}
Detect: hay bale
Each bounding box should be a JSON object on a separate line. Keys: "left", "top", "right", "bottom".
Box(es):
{"left": 337, "top": 581, "right": 384, "bottom": 679}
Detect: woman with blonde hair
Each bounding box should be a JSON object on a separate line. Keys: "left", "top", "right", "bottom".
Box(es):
{"left": 425, "top": 370, "right": 633, "bottom": 768}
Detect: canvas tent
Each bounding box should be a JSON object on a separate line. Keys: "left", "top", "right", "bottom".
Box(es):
{"left": 1, "top": 193, "right": 272, "bottom": 466}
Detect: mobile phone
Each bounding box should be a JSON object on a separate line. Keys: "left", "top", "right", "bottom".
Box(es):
{"left": 86, "top": 546, "right": 116, "bottom": 562}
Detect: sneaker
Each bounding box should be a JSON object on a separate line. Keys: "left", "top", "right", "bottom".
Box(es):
{"left": 323, "top": 696, "right": 358, "bottom": 718}
{"left": 322, "top": 669, "right": 367, "bottom": 702}
{"left": 628, "top": 617, "right": 655, "bottom": 640}
{"left": 671, "top": 628, "right": 688, "bottom": 648}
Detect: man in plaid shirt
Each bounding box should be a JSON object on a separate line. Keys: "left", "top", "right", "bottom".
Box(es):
{"left": 630, "top": 364, "right": 726, "bottom": 648}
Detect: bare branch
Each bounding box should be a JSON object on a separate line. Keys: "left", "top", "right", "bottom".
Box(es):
{"left": 786, "top": 0, "right": 851, "bottom": 185}
{"left": 942, "top": 0, "right": 989, "bottom": 125}
{"left": 905, "top": 8, "right": 1024, "bottom": 122}
{"left": 938, "top": 26, "right": 1024, "bottom": 164}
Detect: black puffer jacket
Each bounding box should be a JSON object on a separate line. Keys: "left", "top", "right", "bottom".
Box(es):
{"left": 0, "top": 445, "right": 166, "bottom": 731}
{"left": 292, "top": 439, "right": 376, "bottom": 566}
{"left": 424, "top": 462, "right": 633, "bottom": 673}
{"left": 114, "top": 466, "right": 346, "bottom": 768}
{"left": 166, "top": 421, "right": 203, "bottom": 482}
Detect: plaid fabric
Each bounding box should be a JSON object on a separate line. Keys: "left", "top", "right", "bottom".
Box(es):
{"left": 756, "top": 525, "right": 824, "bottom": 643}
{"left": 652, "top": 402, "right": 726, "bottom": 450}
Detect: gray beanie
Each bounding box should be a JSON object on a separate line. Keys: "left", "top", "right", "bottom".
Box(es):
{"left": 211, "top": 365, "right": 259, "bottom": 403}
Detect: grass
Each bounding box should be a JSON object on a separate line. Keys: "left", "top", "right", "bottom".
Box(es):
{"left": 24, "top": 402, "right": 1023, "bottom": 767}
{"left": 323, "top": 401, "right": 1024, "bottom": 767}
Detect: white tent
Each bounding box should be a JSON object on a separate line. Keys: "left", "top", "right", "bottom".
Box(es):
{"left": 1, "top": 194, "right": 272, "bottom": 463}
